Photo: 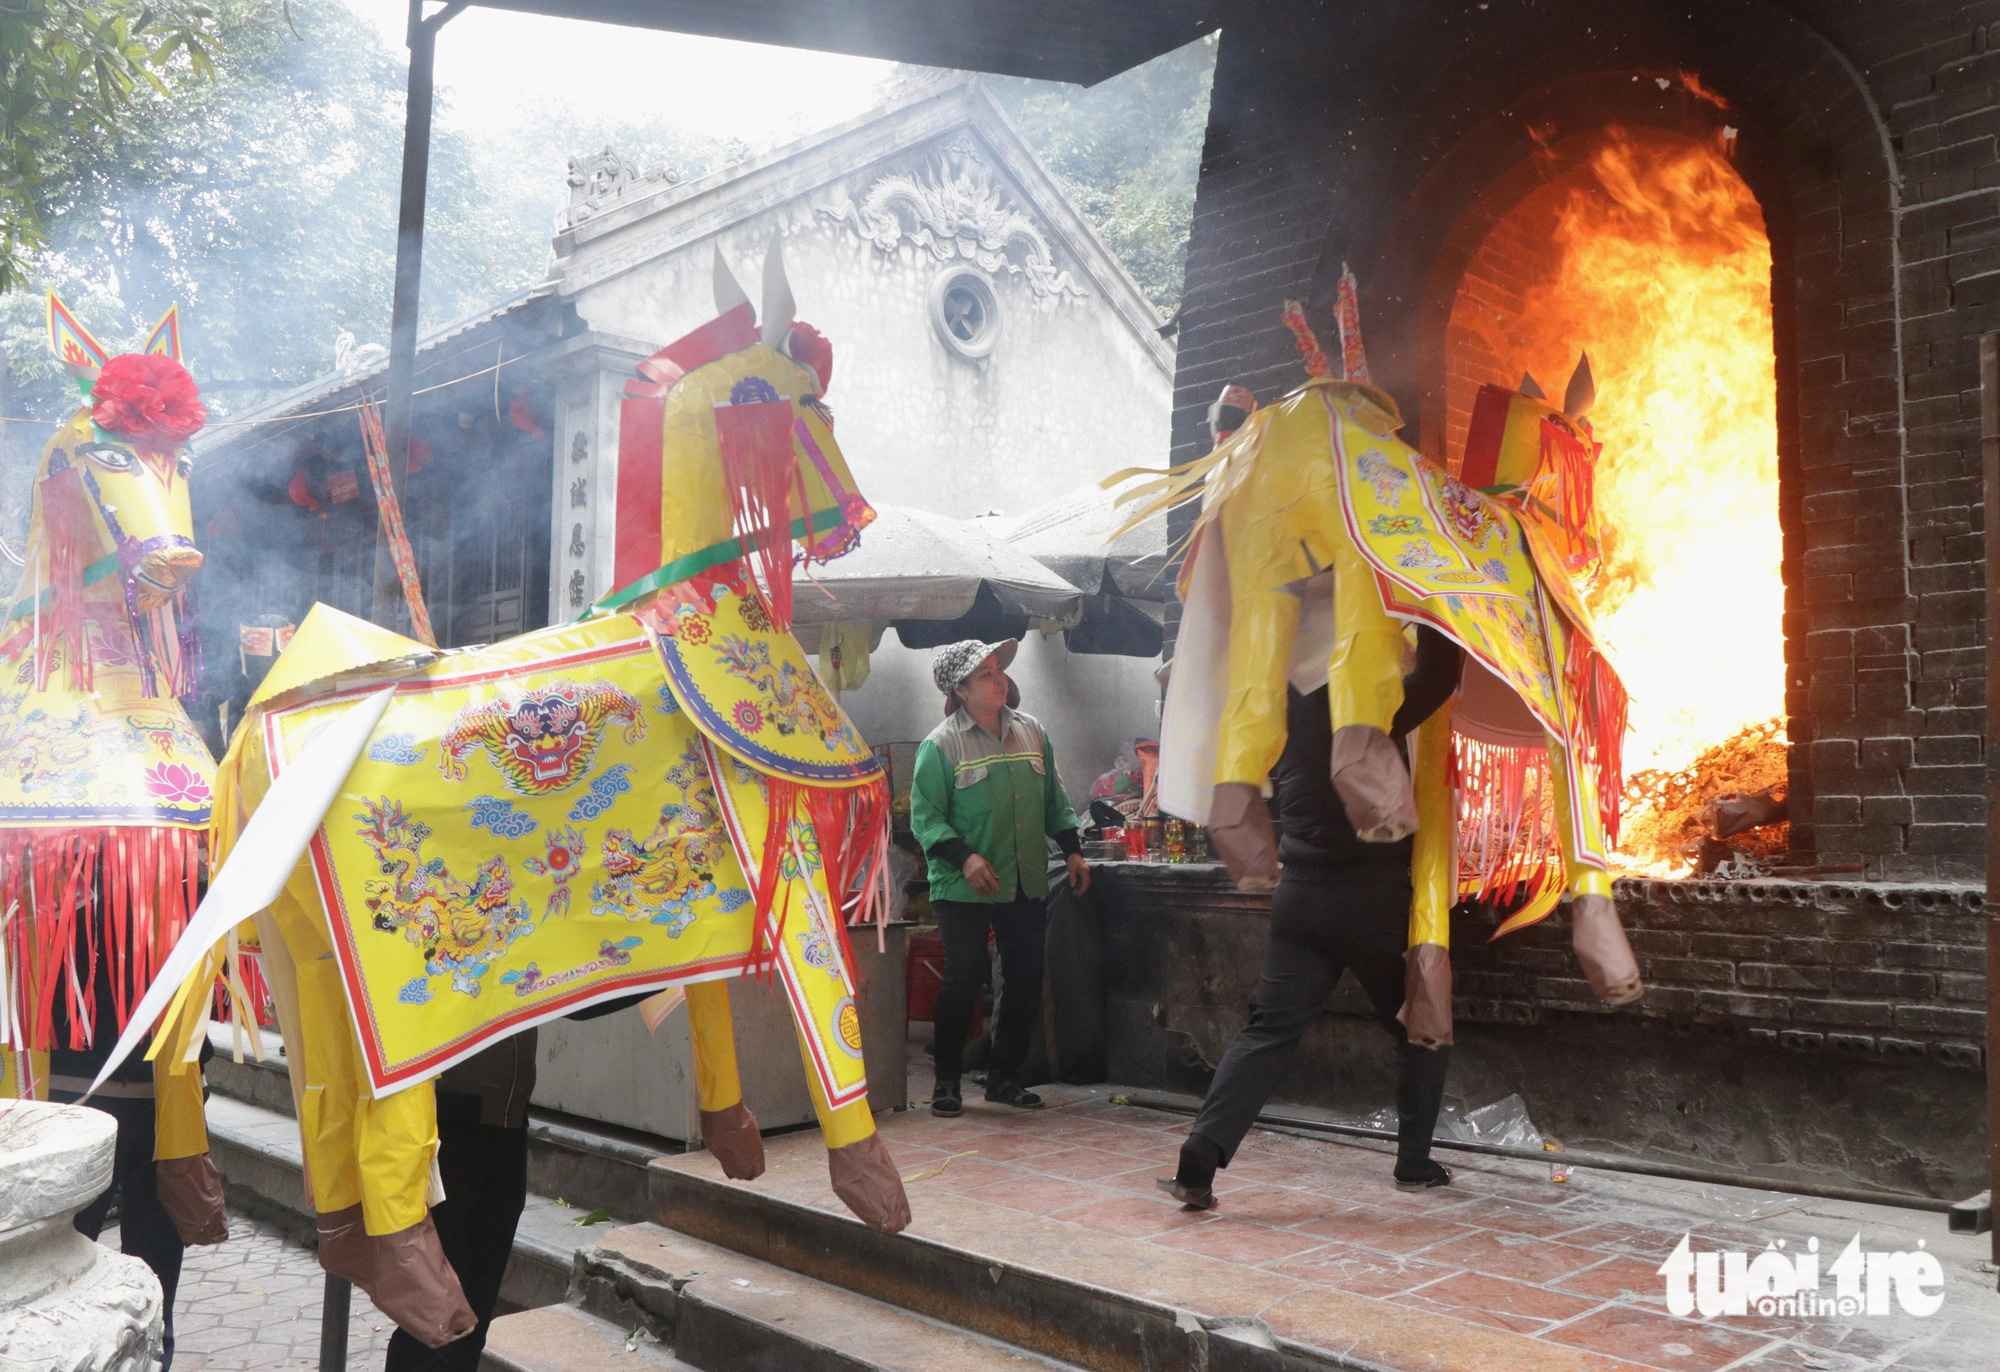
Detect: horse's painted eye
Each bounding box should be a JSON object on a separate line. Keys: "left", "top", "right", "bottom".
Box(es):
{"left": 177, "top": 453, "right": 194, "bottom": 479}
{"left": 78, "top": 443, "right": 134, "bottom": 473}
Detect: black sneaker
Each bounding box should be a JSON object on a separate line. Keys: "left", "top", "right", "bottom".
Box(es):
{"left": 931, "top": 1079, "right": 962, "bottom": 1117}
{"left": 1393, "top": 1158, "right": 1454, "bottom": 1191}
{"left": 983, "top": 1080, "right": 1044, "bottom": 1109}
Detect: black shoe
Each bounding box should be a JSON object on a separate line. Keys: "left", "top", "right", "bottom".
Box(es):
{"left": 983, "top": 1080, "right": 1043, "bottom": 1109}
{"left": 1155, "top": 1175, "right": 1217, "bottom": 1210}
{"left": 1156, "top": 1134, "right": 1223, "bottom": 1210}
{"left": 1393, "top": 1158, "right": 1453, "bottom": 1191}
{"left": 931, "top": 1079, "right": 962, "bottom": 1118}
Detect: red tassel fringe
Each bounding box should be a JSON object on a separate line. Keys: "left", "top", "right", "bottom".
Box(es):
{"left": 212, "top": 945, "right": 277, "bottom": 1028}
{"left": 1450, "top": 735, "right": 1562, "bottom": 909}
{"left": 1539, "top": 419, "right": 1596, "bottom": 544}
{"left": 1562, "top": 634, "right": 1629, "bottom": 847}
{"left": 715, "top": 400, "right": 801, "bottom": 632}
{"left": 37, "top": 466, "right": 98, "bottom": 693}
{"left": 2, "top": 826, "right": 203, "bottom": 1051}
{"left": 744, "top": 774, "right": 892, "bottom": 981}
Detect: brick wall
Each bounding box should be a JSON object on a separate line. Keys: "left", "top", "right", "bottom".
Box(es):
{"left": 1094, "top": 861, "right": 1988, "bottom": 1194}
{"left": 1452, "top": 878, "right": 1987, "bottom": 1070}
{"left": 1171, "top": 0, "right": 2000, "bottom": 881}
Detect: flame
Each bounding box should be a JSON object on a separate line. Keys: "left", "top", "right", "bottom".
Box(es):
{"left": 1470, "top": 130, "right": 1783, "bottom": 871}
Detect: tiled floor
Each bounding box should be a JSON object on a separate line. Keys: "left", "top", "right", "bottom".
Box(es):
{"left": 751, "top": 1051, "right": 2000, "bottom": 1372}
{"left": 106, "top": 1213, "right": 395, "bottom": 1370}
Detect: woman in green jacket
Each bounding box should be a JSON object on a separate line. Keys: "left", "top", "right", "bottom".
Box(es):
{"left": 911, "top": 639, "right": 1090, "bottom": 1117}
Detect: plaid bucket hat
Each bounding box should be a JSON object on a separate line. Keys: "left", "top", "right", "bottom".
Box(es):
{"left": 931, "top": 638, "right": 1019, "bottom": 694}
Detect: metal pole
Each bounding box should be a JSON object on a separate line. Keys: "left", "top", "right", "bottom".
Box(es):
{"left": 1980, "top": 330, "right": 2000, "bottom": 1280}
{"left": 372, "top": 0, "right": 466, "bottom": 629}
{"left": 317, "top": 1273, "right": 351, "bottom": 1372}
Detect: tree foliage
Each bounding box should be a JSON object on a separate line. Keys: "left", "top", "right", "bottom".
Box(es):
{"left": 1, "top": 0, "right": 220, "bottom": 291}
{"left": 981, "top": 34, "right": 1217, "bottom": 312}
{"left": 0, "top": 2, "right": 757, "bottom": 538}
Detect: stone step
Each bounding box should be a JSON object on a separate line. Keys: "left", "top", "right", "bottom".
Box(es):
{"left": 646, "top": 1110, "right": 1661, "bottom": 1372}
{"left": 564, "top": 1222, "right": 1087, "bottom": 1372}
{"left": 481, "top": 1303, "right": 699, "bottom": 1371}
{"left": 202, "top": 1093, "right": 597, "bottom": 1313}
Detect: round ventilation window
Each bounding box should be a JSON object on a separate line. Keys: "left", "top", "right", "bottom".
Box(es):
{"left": 930, "top": 270, "right": 999, "bottom": 358}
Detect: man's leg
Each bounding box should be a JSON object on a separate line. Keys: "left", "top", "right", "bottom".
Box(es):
{"left": 930, "top": 900, "right": 994, "bottom": 1113}
{"left": 1340, "top": 861, "right": 1453, "bottom": 1187}
{"left": 985, "top": 896, "right": 1049, "bottom": 1106}
{"left": 67, "top": 1093, "right": 187, "bottom": 1370}
{"left": 1166, "top": 881, "right": 1337, "bottom": 1203}
{"left": 384, "top": 1110, "right": 528, "bottom": 1371}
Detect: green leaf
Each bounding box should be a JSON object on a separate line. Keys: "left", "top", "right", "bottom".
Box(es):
{"left": 571, "top": 1207, "right": 611, "bottom": 1227}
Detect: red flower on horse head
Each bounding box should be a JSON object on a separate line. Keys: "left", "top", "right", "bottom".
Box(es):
{"left": 90, "top": 353, "right": 207, "bottom": 454}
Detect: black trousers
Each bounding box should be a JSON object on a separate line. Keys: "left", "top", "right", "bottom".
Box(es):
{"left": 384, "top": 1113, "right": 529, "bottom": 1372}
{"left": 932, "top": 895, "right": 1047, "bottom": 1084}
{"left": 1190, "top": 860, "right": 1450, "bottom": 1166}
{"left": 63, "top": 1092, "right": 184, "bottom": 1371}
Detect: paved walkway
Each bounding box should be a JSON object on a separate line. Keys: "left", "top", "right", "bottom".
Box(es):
{"left": 111, "top": 1030, "right": 2000, "bottom": 1371}
{"left": 665, "top": 1081, "right": 2000, "bottom": 1372}
{"left": 105, "top": 1214, "right": 393, "bottom": 1371}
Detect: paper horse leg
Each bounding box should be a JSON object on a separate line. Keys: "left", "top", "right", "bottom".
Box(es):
{"left": 212, "top": 719, "right": 473, "bottom": 1347}
{"left": 1546, "top": 739, "right": 1642, "bottom": 1004}
{"left": 686, "top": 979, "right": 766, "bottom": 1179}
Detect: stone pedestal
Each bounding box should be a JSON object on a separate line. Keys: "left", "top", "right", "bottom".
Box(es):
{"left": 0, "top": 1100, "right": 163, "bottom": 1370}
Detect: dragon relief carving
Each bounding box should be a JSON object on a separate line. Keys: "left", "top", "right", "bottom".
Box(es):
{"left": 821, "top": 135, "right": 1088, "bottom": 301}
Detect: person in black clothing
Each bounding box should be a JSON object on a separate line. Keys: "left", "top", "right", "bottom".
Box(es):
{"left": 1161, "top": 625, "right": 1463, "bottom": 1209}
{"left": 382, "top": 1029, "right": 538, "bottom": 1372}
{"left": 384, "top": 995, "right": 643, "bottom": 1371}
{"left": 48, "top": 946, "right": 226, "bottom": 1372}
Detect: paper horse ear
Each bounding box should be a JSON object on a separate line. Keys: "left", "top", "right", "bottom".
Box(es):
{"left": 1563, "top": 351, "right": 1596, "bottom": 421}
{"left": 143, "top": 304, "right": 184, "bottom": 363}
{"left": 760, "top": 232, "right": 795, "bottom": 351}
{"left": 713, "top": 246, "right": 751, "bottom": 318}
{"left": 47, "top": 291, "right": 110, "bottom": 382}
{"left": 1517, "top": 372, "right": 1547, "bottom": 402}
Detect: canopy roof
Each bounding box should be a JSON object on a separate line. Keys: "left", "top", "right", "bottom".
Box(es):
{"left": 793, "top": 504, "right": 1082, "bottom": 628}
{"left": 1003, "top": 482, "right": 1172, "bottom": 601}
{"left": 467, "top": 0, "right": 1217, "bottom": 84}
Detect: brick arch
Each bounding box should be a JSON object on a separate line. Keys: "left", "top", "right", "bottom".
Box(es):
{"left": 1294, "top": 7, "right": 1908, "bottom": 870}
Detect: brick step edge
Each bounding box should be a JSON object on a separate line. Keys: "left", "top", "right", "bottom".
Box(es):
{"left": 203, "top": 1095, "right": 583, "bottom": 1313}
{"left": 481, "top": 1303, "right": 698, "bottom": 1372}
{"left": 648, "top": 1164, "right": 1371, "bottom": 1372}
{"left": 571, "top": 1224, "right": 1092, "bottom": 1372}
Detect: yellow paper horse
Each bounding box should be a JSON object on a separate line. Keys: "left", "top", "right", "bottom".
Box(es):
{"left": 130, "top": 242, "right": 906, "bottom": 1348}
{"left": 1121, "top": 304, "right": 1642, "bottom": 1049}
{"left": 0, "top": 294, "right": 227, "bottom": 1245}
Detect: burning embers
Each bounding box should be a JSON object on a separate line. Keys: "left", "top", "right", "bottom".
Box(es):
{"left": 1446, "top": 127, "right": 1783, "bottom": 875}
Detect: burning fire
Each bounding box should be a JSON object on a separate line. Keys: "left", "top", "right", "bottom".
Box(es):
{"left": 1489, "top": 130, "right": 1785, "bottom": 870}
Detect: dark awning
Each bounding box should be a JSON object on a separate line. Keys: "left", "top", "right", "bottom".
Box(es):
{"left": 467, "top": 0, "right": 1217, "bottom": 84}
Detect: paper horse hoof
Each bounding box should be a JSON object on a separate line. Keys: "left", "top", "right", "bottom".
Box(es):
{"left": 828, "top": 1132, "right": 911, "bottom": 1234}
{"left": 156, "top": 1155, "right": 229, "bottom": 1246}
{"left": 1571, "top": 893, "right": 1644, "bottom": 1006}
{"left": 315, "top": 1204, "right": 476, "bottom": 1348}
{"left": 1329, "top": 725, "right": 1418, "bottom": 843}
{"left": 1397, "top": 942, "right": 1454, "bottom": 1049}
{"left": 1205, "top": 782, "right": 1280, "bottom": 892}
{"left": 701, "top": 1101, "right": 767, "bottom": 1180}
